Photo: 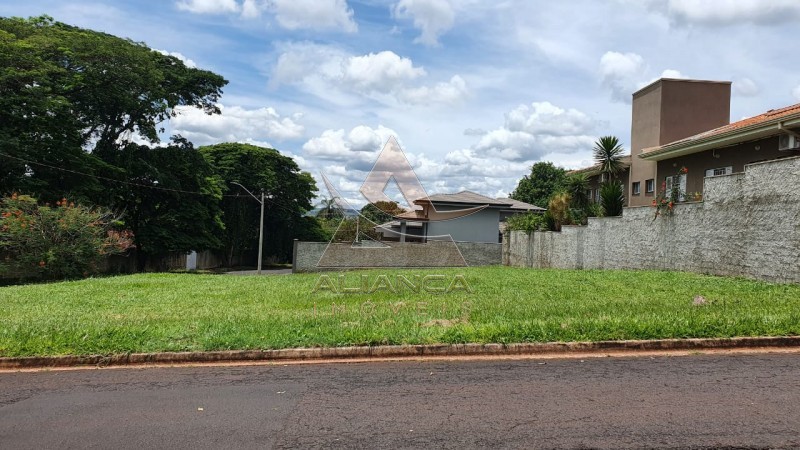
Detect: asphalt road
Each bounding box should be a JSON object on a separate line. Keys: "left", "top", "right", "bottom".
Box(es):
{"left": 1, "top": 353, "right": 800, "bottom": 449}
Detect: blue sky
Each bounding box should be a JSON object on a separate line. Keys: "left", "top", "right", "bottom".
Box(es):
{"left": 3, "top": 0, "right": 800, "bottom": 207}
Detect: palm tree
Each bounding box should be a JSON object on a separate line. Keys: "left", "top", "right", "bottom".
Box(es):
{"left": 564, "top": 173, "right": 590, "bottom": 210}
{"left": 593, "top": 136, "right": 625, "bottom": 181}
{"left": 318, "top": 197, "right": 341, "bottom": 220}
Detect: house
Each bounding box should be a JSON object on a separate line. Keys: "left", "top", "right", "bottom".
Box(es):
{"left": 568, "top": 155, "right": 632, "bottom": 205}
{"left": 639, "top": 101, "right": 800, "bottom": 197}
{"left": 375, "top": 191, "right": 544, "bottom": 244}
{"left": 572, "top": 77, "right": 800, "bottom": 206}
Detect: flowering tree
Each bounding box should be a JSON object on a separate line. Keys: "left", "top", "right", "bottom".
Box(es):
{"left": 652, "top": 167, "right": 688, "bottom": 219}
{"left": 0, "top": 194, "right": 133, "bottom": 281}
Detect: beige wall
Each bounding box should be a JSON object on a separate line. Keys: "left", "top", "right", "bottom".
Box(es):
{"left": 628, "top": 79, "right": 731, "bottom": 207}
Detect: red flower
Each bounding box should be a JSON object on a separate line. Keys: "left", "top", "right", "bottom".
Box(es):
{"left": 651, "top": 200, "right": 657, "bottom": 206}
{"left": 668, "top": 201, "right": 674, "bottom": 208}
{"left": 680, "top": 167, "right": 688, "bottom": 174}
{"left": 38, "top": 260, "right": 46, "bottom": 267}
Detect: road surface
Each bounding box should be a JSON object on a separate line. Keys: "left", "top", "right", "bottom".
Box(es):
{"left": 1, "top": 353, "right": 799, "bottom": 449}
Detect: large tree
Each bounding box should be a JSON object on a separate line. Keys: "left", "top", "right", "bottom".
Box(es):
{"left": 510, "top": 162, "right": 567, "bottom": 209}
{"left": 200, "top": 143, "right": 324, "bottom": 266}
{"left": 0, "top": 15, "right": 227, "bottom": 202}
{"left": 103, "top": 138, "right": 224, "bottom": 270}
{"left": 0, "top": 15, "right": 229, "bottom": 271}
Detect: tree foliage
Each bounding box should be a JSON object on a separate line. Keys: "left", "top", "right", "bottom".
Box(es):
{"left": 359, "top": 201, "right": 405, "bottom": 224}
{"left": 104, "top": 139, "right": 225, "bottom": 269}
{"left": 200, "top": 143, "right": 324, "bottom": 265}
{"left": 600, "top": 180, "right": 625, "bottom": 217}
{"left": 510, "top": 162, "right": 567, "bottom": 209}
{"left": 0, "top": 16, "right": 227, "bottom": 202}
{"left": 593, "top": 136, "right": 625, "bottom": 180}
{"left": 0, "top": 194, "right": 132, "bottom": 281}
{"left": 0, "top": 16, "right": 231, "bottom": 271}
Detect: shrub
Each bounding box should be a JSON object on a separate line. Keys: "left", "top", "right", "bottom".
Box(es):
{"left": 600, "top": 181, "right": 624, "bottom": 217}
{"left": 652, "top": 166, "right": 689, "bottom": 219}
{"left": 506, "top": 212, "right": 545, "bottom": 232}
{"left": 547, "top": 192, "right": 572, "bottom": 231}
{"left": 0, "top": 194, "right": 133, "bottom": 281}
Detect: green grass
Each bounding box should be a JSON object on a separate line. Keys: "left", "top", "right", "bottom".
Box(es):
{"left": 1, "top": 267, "right": 799, "bottom": 357}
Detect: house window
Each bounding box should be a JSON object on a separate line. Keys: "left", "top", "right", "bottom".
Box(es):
{"left": 705, "top": 166, "right": 733, "bottom": 177}
{"left": 666, "top": 174, "right": 687, "bottom": 202}
{"left": 645, "top": 179, "right": 655, "bottom": 193}
{"left": 632, "top": 182, "right": 641, "bottom": 195}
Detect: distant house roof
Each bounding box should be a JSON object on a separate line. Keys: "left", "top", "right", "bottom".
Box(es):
{"left": 497, "top": 198, "right": 546, "bottom": 212}
{"left": 390, "top": 190, "right": 545, "bottom": 221}
{"left": 640, "top": 102, "right": 800, "bottom": 161}
{"left": 417, "top": 191, "right": 512, "bottom": 206}
{"left": 568, "top": 155, "right": 632, "bottom": 177}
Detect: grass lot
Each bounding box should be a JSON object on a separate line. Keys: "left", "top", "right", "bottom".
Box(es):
{"left": 1, "top": 267, "right": 799, "bottom": 357}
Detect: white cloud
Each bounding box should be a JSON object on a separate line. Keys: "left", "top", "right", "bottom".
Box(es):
{"left": 176, "top": 0, "right": 239, "bottom": 14}
{"left": 171, "top": 104, "right": 304, "bottom": 146}
{"left": 505, "top": 101, "right": 595, "bottom": 136}
{"left": 176, "top": 0, "right": 357, "bottom": 32}
{"left": 269, "top": 0, "right": 357, "bottom": 32}
{"left": 733, "top": 77, "right": 760, "bottom": 97}
{"left": 270, "top": 43, "right": 467, "bottom": 106}
{"left": 599, "top": 51, "right": 647, "bottom": 103}
{"left": 154, "top": 49, "right": 197, "bottom": 68}
{"left": 302, "top": 125, "right": 398, "bottom": 171}
{"left": 792, "top": 85, "right": 800, "bottom": 101}
{"left": 468, "top": 101, "right": 597, "bottom": 162}
{"left": 342, "top": 51, "right": 426, "bottom": 92}
{"left": 657, "top": 0, "right": 800, "bottom": 26}
{"left": 398, "top": 75, "right": 468, "bottom": 105}
{"left": 660, "top": 69, "right": 685, "bottom": 79}
{"left": 393, "top": 0, "right": 455, "bottom": 46}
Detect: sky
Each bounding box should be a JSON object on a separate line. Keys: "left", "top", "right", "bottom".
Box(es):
{"left": 3, "top": 0, "right": 800, "bottom": 208}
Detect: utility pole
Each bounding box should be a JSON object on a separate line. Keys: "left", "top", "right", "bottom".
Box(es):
{"left": 231, "top": 182, "right": 266, "bottom": 275}
{"left": 257, "top": 191, "right": 265, "bottom": 274}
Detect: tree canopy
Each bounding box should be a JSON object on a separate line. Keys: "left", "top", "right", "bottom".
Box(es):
{"left": 510, "top": 162, "right": 567, "bottom": 209}
{"left": 359, "top": 201, "right": 405, "bottom": 225}
{"left": 0, "top": 16, "right": 231, "bottom": 269}
{"left": 200, "top": 143, "right": 324, "bottom": 265}
{"left": 0, "top": 15, "right": 227, "bottom": 201}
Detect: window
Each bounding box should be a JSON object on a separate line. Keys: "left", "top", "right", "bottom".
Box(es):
{"left": 632, "top": 182, "right": 641, "bottom": 195}
{"left": 666, "top": 174, "right": 687, "bottom": 202}
{"left": 705, "top": 166, "right": 733, "bottom": 177}
{"left": 645, "top": 179, "right": 655, "bottom": 193}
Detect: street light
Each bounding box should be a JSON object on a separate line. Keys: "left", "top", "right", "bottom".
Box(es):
{"left": 231, "top": 182, "right": 265, "bottom": 275}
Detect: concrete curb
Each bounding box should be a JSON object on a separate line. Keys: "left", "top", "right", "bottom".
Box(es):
{"left": 2, "top": 336, "right": 800, "bottom": 369}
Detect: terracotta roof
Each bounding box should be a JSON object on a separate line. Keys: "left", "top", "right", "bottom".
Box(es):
{"left": 642, "top": 102, "right": 800, "bottom": 156}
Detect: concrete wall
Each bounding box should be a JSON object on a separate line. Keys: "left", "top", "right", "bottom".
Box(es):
{"left": 503, "top": 156, "right": 800, "bottom": 283}
{"left": 293, "top": 240, "right": 502, "bottom": 272}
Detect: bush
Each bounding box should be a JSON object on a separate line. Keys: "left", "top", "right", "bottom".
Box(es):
{"left": 547, "top": 192, "right": 572, "bottom": 231}
{"left": 600, "top": 181, "right": 624, "bottom": 217}
{"left": 0, "top": 194, "right": 133, "bottom": 281}
{"left": 506, "top": 212, "right": 545, "bottom": 232}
